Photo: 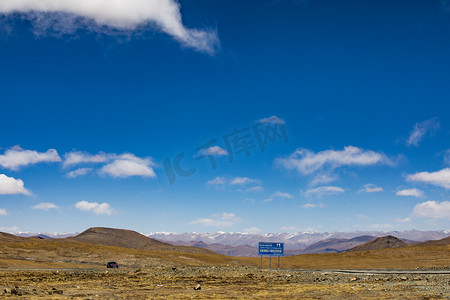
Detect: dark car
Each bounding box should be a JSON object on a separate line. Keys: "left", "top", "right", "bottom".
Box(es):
{"left": 106, "top": 262, "right": 119, "bottom": 268}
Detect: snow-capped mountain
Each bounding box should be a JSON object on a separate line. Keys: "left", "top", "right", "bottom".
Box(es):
{"left": 146, "top": 230, "right": 450, "bottom": 249}
{"left": 15, "top": 232, "right": 78, "bottom": 239}
{"left": 12, "top": 229, "right": 450, "bottom": 250}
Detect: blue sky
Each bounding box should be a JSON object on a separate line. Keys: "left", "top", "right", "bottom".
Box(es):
{"left": 0, "top": 0, "right": 449, "bottom": 234}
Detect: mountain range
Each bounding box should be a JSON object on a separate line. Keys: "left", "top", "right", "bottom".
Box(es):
{"left": 16, "top": 229, "right": 448, "bottom": 257}
{"left": 145, "top": 230, "right": 449, "bottom": 249}
{"left": 2, "top": 228, "right": 450, "bottom": 270}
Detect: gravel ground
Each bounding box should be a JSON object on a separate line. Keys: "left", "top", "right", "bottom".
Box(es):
{"left": 1, "top": 266, "right": 449, "bottom": 299}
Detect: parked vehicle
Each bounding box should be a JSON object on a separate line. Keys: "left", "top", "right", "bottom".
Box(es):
{"left": 106, "top": 261, "right": 119, "bottom": 268}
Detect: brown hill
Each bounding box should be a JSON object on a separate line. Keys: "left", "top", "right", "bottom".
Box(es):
{"left": 241, "top": 243, "right": 450, "bottom": 270}
{"left": 0, "top": 238, "right": 235, "bottom": 268}
{"left": 298, "top": 236, "right": 376, "bottom": 254}
{"left": 415, "top": 236, "right": 450, "bottom": 246}
{"left": 0, "top": 232, "right": 44, "bottom": 242}
{"left": 0, "top": 232, "right": 28, "bottom": 242}
{"left": 348, "top": 235, "right": 407, "bottom": 252}
{"left": 69, "top": 227, "right": 215, "bottom": 255}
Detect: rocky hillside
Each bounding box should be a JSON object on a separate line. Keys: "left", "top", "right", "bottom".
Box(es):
{"left": 348, "top": 235, "right": 408, "bottom": 252}
{"left": 69, "top": 227, "right": 216, "bottom": 255}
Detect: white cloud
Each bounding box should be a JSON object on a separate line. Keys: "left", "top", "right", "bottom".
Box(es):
{"left": 369, "top": 223, "right": 393, "bottom": 229}
{"left": 444, "top": 149, "right": 450, "bottom": 166}
{"left": 0, "top": 174, "right": 31, "bottom": 195}
{"left": 66, "top": 168, "right": 93, "bottom": 178}
{"left": 407, "top": 168, "right": 450, "bottom": 189}
{"left": 301, "top": 203, "right": 326, "bottom": 208}
{"left": 260, "top": 190, "right": 292, "bottom": 201}
{"left": 413, "top": 201, "right": 450, "bottom": 220}
{"left": 242, "top": 197, "right": 256, "bottom": 204}
{"left": 208, "top": 176, "right": 261, "bottom": 190}
{"left": 75, "top": 200, "right": 114, "bottom": 215}
{"left": 64, "top": 151, "right": 156, "bottom": 178}
{"left": 257, "top": 116, "right": 285, "bottom": 124}
{"left": 310, "top": 173, "right": 337, "bottom": 186}
{"left": 395, "top": 217, "right": 411, "bottom": 223}
{"left": 220, "top": 212, "right": 238, "bottom": 221}
{"left": 262, "top": 198, "right": 273, "bottom": 203}
{"left": 0, "top": 208, "right": 8, "bottom": 215}
{"left": 197, "top": 146, "right": 228, "bottom": 157}
{"left": 63, "top": 151, "right": 107, "bottom": 168}
{"left": 190, "top": 212, "right": 241, "bottom": 227}
{"left": 207, "top": 176, "right": 227, "bottom": 185}
{"left": 243, "top": 227, "right": 261, "bottom": 234}
{"left": 246, "top": 186, "right": 263, "bottom": 192}
{"left": 277, "top": 146, "right": 392, "bottom": 176}
{"left": 305, "top": 186, "right": 344, "bottom": 197}
{"left": 32, "top": 202, "right": 58, "bottom": 211}
{"left": 396, "top": 188, "right": 424, "bottom": 198}
{"left": 272, "top": 191, "right": 292, "bottom": 198}
{"left": 357, "top": 214, "right": 371, "bottom": 220}
{"left": 230, "top": 177, "right": 260, "bottom": 185}
{"left": 0, "top": 146, "right": 61, "bottom": 170}
{"left": 273, "top": 191, "right": 292, "bottom": 199}
{"left": 359, "top": 184, "right": 383, "bottom": 193}
{"left": 0, "top": 226, "right": 19, "bottom": 232}
{"left": 406, "top": 118, "right": 440, "bottom": 146}
{"left": 0, "top": 0, "right": 219, "bottom": 54}
{"left": 99, "top": 154, "right": 156, "bottom": 178}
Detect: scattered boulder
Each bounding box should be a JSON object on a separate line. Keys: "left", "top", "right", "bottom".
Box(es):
{"left": 49, "top": 288, "right": 63, "bottom": 295}
{"left": 11, "top": 288, "right": 23, "bottom": 296}
{"left": 194, "top": 284, "right": 201, "bottom": 290}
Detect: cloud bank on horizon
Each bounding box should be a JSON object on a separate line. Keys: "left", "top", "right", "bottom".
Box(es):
{"left": 0, "top": 0, "right": 219, "bottom": 54}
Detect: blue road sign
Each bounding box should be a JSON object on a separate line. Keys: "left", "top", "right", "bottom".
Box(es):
{"left": 258, "top": 242, "right": 284, "bottom": 256}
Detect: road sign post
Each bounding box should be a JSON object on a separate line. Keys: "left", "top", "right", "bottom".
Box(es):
{"left": 258, "top": 242, "right": 284, "bottom": 270}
